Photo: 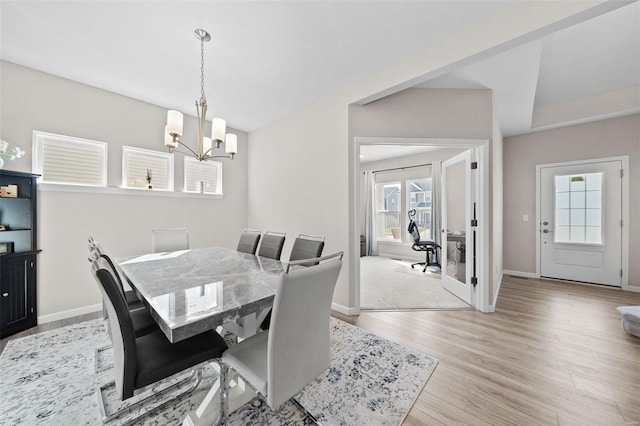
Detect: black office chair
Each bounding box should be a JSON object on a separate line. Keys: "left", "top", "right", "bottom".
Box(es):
{"left": 407, "top": 209, "right": 440, "bottom": 272}
{"left": 257, "top": 231, "right": 286, "bottom": 260}
{"left": 237, "top": 229, "right": 262, "bottom": 255}
{"left": 91, "top": 257, "right": 228, "bottom": 424}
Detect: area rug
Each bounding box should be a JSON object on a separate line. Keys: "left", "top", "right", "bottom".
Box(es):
{"left": 0, "top": 317, "right": 437, "bottom": 425}
{"left": 360, "top": 256, "right": 470, "bottom": 310}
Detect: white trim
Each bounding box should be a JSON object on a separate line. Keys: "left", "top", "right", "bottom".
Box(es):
{"left": 487, "top": 270, "right": 504, "bottom": 313}
{"left": 331, "top": 302, "right": 359, "bottom": 316}
{"left": 38, "top": 183, "right": 223, "bottom": 199}
{"left": 535, "top": 156, "right": 629, "bottom": 288}
{"left": 626, "top": 286, "right": 640, "bottom": 293}
{"left": 503, "top": 270, "right": 539, "bottom": 279}
{"left": 38, "top": 303, "right": 102, "bottom": 324}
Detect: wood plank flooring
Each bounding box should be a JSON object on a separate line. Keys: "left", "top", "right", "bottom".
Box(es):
{"left": 334, "top": 275, "right": 640, "bottom": 425}
{"left": 2, "top": 275, "right": 639, "bottom": 425}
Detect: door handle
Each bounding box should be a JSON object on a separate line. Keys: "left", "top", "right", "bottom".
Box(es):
{"left": 542, "top": 229, "right": 552, "bottom": 234}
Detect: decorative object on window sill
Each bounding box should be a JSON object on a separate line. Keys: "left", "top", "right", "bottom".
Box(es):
{"left": 0, "top": 185, "right": 18, "bottom": 197}
{"left": 0, "top": 225, "right": 7, "bottom": 231}
{"left": 164, "top": 29, "right": 237, "bottom": 162}
{"left": 0, "top": 139, "right": 26, "bottom": 169}
{"left": 146, "top": 168, "right": 153, "bottom": 190}
{"left": 0, "top": 242, "right": 14, "bottom": 254}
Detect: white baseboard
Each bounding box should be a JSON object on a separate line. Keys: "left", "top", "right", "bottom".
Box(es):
{"left": 624, "top": 285, "right": 640, "bottom": 293}
{"left": 332, "top": 302, "right": 359, "bottom": 316}
{"left": 38, "top": 303, "right": 102, "bottom": 324}
{"left": 503, "top": 270, "right": 539, "bottom": 279}
{"left": 487, "top": 270, "right": 504, "bottom": 312}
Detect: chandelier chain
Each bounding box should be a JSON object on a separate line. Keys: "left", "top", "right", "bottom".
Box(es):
{"left": 200, "top": 36, "right": 206, "bottom": 103}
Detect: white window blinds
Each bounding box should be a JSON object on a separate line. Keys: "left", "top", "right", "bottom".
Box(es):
{"left": 184, "top": 158, "right": 222, "bottom": 194}
{"left": 32, "top": 131, "right": 107, "bottom": 186}
{"left": 122, "top": 146, "right": 173, "bottom": 191}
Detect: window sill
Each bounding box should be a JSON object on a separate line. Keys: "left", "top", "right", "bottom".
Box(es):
{"left": 377, "top": 239, "right": 406, "bottom": 245}
{"left": 37, "top": 183, "right": 223, "bottom": 199}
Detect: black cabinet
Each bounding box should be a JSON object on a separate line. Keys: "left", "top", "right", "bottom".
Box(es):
{"left": 0, "top": 170, "right": 39, "bottom": 338}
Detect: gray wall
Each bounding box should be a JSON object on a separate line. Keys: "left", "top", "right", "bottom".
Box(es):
{"left": 1, "top": 61, "right": 249, "bottom": 319}
{"left": 503, "top": 113, "right": 640, "bottom": 288}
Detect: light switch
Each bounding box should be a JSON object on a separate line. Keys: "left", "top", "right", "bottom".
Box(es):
{"left": 523, "top": 214, "right": 529, "bottom": 222}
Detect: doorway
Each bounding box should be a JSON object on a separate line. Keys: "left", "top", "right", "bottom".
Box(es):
{"left": 351, "top": 137, "right": 490, "bottom": 313}
{"left": 536, "top": 157, "right": 629, "bottom": 287}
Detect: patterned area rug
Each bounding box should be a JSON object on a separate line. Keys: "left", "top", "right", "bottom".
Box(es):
{"left": 0, "top": 317, "right": 437, "bottom": 425}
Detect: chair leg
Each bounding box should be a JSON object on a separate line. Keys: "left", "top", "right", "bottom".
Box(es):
{"left": 218, "top": 363, "right": 230, "bottom": 425}
{"left": 97, "top": 368, "right": 201, "bottom": 425}
{"left": 95, "top": 343, "right": 113, "bottom": 373}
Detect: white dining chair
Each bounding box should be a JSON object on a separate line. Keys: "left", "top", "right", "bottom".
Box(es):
{"left": 218, "top": 251, "right": 343, "bottom": 420}
{"left": 151, "top": 228, "right": 190, "bottom": 253}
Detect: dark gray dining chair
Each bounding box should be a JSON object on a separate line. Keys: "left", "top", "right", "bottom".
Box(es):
{"left": 289, "top": 233, "right": 325, "bottom": 264}
{"left": 219, "top": 252, "right": 343, "bottom": 421}
{"left": 259, "top": 233, "right": 326, "bottom": 331}
{"left": 237, "top": 229, "right": 261, "bottom": 254}
{"left": 257, "top": 231, "right": 286, "bottom": 260}
{"left": 91, "top": 257, "right": 228, "bottom": 424}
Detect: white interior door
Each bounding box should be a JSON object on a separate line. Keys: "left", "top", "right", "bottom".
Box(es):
{"left": 441, "top": 150, "right": 472, "bottom": 304}
{"left": 540, "top": 160, "right": 622, "bottom": 286}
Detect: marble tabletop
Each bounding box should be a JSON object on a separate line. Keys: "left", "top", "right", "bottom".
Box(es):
{"left": 117, "top": 247, "right": 284, "bottom": 343}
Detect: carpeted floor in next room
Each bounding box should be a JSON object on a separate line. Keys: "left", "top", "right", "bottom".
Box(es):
{"left": 360, "top": 256, "right": 471, "bottom": 310}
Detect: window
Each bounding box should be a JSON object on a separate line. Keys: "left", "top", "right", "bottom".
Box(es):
{"left": 184, "top": 158, "right": 222, "bottom": 195}
{"left": 407, "top": 178, "right": 432, "bottom": 240}
{"left": 33, "top": 131, "right": 107, "bottom": 186}
{"left": 375, "top": 182, "right": 401, "bottom": 240}
{"left": 554, "top": 173, "right": 603, "bottom": 244}
{"left": 122, "top": 146, "right": 173, "bottom": 191}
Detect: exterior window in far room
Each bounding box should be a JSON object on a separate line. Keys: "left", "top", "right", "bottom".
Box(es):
{"left": 407, "top": 178, "right": 432, "bottom": 240}
{"left": 375, "top": 182, "right": 401, "bottom": 241}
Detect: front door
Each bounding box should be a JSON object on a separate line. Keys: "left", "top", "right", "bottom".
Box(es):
{"left": 441, "top": 150, "right": 473, "bottom": 304}
{"left": 540, "top": 159, "right": 622, "bottom": 286}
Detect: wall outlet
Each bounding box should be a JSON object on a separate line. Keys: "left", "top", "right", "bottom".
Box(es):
{"left": 523, "top": 214, "right": 529, "bottom": 222}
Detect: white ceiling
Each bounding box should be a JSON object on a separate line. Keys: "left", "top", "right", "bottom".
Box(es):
{"left": 360, "top": 145, "right": 441, "bottom": 164}
{"left": 1, "top": 1, "right": 638, "bottom": 140}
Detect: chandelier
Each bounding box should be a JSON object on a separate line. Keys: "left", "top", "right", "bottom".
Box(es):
{"left": 164, "top": 29, "right": 236, "bottom": 161}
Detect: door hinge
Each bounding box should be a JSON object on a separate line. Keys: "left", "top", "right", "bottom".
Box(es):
{"left": 620, "top": 219, "right": 623, "bottom": 227}
{"left": 471, "top": 219, "right": 478, "bottom": 227}
{"left": 471, "top": 277, "right": 478, "bottom": 286}
{"left": 471, "top": 162, "right": 478, "bottom": 170}
{"left": 620, "top": 169, "right": 624, "bottom": 178}
{"left": 620, "top": 269, "right": 623, "bottom": 277}
{"left": 30, "top": 261, "right": 34, "bottom": 268}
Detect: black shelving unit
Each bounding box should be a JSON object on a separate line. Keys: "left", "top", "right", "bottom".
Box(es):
{"left": 0, "top": 169, "right": 40, "bottom": 338}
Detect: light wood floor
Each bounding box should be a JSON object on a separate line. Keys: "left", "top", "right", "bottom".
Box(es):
{"left": 334, "top": 275, "right": 640, "bottom": 425}
{"left": 2, "top": 276, "right": 639, "bottom": 425}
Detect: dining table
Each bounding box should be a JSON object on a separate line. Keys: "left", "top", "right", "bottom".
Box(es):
{"left": 117, "top": 246, "right": 286, "bottom": 425}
